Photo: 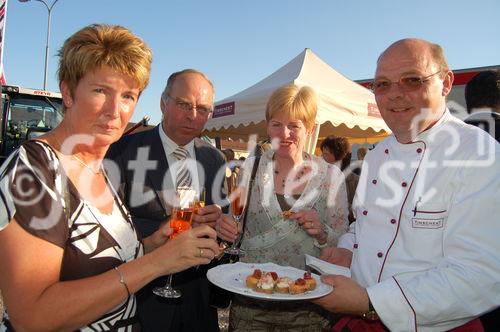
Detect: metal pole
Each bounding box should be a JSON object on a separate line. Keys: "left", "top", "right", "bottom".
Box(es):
{"left": 43, "top": 2, "right": 51, "bottom": 90}
{"left": 43, "top": 0, "right": 59, "bottom": 91}
{"left": 19, "top": 0, "right": 61, "bottom": 90}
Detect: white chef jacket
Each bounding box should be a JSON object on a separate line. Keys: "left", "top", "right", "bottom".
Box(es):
{"left": 338, "top": 110, "right": 500, "bottom": 331}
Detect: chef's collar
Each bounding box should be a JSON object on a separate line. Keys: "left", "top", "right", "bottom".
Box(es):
{"left": 412, "top": 107, "right": 450, "bottom": 143}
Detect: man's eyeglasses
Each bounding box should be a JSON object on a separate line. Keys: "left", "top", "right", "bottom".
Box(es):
{"left": 166, "top": 94, "right": 213, "bottom": 115}
{"left": 371, "top": 71, "right": 442, "bottom": 95}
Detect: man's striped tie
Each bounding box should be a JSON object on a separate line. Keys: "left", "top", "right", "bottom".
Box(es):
{"left": 173, "top": 146, "right": 192, "bottom": 188}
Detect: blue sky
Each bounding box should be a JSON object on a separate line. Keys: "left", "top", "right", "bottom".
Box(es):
{"left": 3, "top": 0, "right": 499, "bottom": 124}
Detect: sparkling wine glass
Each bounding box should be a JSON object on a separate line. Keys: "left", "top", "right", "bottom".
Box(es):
{"left": 224, "top": 174, "right": 247, "bottom": 256}
{"left": 194, "top": 186, "right": 205, "bottom": 215}
{"left": 153, "top": 187, "right": 195, "bottom": 298}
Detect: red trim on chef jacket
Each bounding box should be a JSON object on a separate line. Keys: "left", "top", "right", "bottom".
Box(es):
{"left": 377, "top": 141, "right": 427, "bottom": 283}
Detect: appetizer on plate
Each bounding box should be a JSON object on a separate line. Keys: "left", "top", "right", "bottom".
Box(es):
{"left": 275, "top": 277, "right": 294, "bottom": 293}
{"left": 246, "top": 268, "right": 262, "bottom": 289}
{"left": 289, "top": 278, "right": 308, "bottom": 294}
{"left": 245, "top": 269, "right": 316, "bottom": 295}
{"left": 255, "top": 272, "right": 277, "bottom": 294}
{"left": 304, "top": 271, "right": 317, "bottom": 291}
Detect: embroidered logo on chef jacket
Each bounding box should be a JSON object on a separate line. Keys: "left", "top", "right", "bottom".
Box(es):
{"left": 412, "top": 217, "right": 444, "bottom": 229}
{"left": 410, "top": 199, "right": 447, "bottom": 229}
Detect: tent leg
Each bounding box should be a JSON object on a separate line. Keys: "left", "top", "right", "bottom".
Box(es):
{"left": 305, "top": 123, "right": 320, "bottom": 155}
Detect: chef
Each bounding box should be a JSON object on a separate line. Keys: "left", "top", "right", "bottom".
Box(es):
{"left": 313, "top": 38, "right": 500, "bottom": 331}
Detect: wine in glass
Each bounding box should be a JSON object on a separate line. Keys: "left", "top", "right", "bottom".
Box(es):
{"left": 153, "top": 187, "right": 195, "bottom": 298}
{"left": 224, "top": 175, "right": 247, "bottom": 256}
{"left": 193, "top": 186, "right": 206, "bottom": 215}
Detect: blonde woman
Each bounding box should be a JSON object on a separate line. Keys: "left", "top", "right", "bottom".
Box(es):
{"left": 217, "top": 84, "right": 348, "bottom": 331}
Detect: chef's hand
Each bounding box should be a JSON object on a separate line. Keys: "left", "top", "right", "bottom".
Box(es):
{"left": 311, "top": 275, "right": 369, "bottom": 315}
{"left": 320, "top": 247, "right": 353, "bottom": 268}
{"left": 215, "top": 214, "right": 240, "bottom": 243}
{"left": 290, "top": 209, "right": 327, "bottom": 244}
{"left": 192, "top": 204, "right": 222, "bottom": 228}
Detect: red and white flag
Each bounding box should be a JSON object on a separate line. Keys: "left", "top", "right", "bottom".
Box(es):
{"left": 0, "top": 0, "right": 8, "bottom": 85}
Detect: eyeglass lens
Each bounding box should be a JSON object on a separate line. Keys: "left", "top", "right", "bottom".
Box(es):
{"left": 371, "top": 71, "right": 441, "bottom": 94}
{"left": 169, "top": 94, "right": 212, "bottom": 114}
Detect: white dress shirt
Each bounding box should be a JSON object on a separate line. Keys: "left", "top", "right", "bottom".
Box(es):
{"left": 338, "top": 110, "right": 500, "bottom": 331}
{"left": 158, "top": 124, "right": 201, "bottom": 193}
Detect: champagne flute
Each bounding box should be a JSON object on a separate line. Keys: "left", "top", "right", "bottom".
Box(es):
{"left": 153, "top": 187, "right": 195, "bottom": 298}
{"left": 224, "top": 174, "right": 247, "bottom": 256}
{"left": 194, "top": 186, "right": 205, "bottom": 215}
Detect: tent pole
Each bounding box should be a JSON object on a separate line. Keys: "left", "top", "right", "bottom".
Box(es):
{"left": 305, "top": 123, "right": 320, "bottom": 155}
{"left": 215, "top": 137, "right": 222, "bottom": 150}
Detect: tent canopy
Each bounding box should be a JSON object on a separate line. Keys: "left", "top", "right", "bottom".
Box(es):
{"left": 204, "top": 48, "right": 390, "bottom": 145}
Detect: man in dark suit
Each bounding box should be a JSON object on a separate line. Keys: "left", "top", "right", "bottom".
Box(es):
{"left": 107, "top": 69, "right": 227, "bottom": 332}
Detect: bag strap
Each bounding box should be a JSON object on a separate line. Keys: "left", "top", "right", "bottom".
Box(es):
{"left": 240, "top": 155, "right": 260, "bottom": 234}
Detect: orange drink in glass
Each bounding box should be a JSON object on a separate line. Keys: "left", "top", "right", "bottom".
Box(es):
{"left": 153, "top": 186, "right": 196, "bottom": 298}
{"left": 170, "top": 206, "right": 194, "bottom": 239}
{"left": 193, "top": 187, "right": 206, "bottom": 215}
{"left": 224, "top": 175, "right": 247, "bottom": 256}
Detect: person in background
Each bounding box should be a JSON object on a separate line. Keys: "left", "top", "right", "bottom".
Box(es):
{"left": 223, "top": 148, "right": 236, "bottom": 163}
{"left": 223, "top": 148, "right": 239, "bottom": 178}
{"left": 356, "top": 146, "right": 368, "bottom": 162}
{"left": 321, "top": 135, "right": 359, "bottom": 223}
{"left": 107, "top": 69, "right": 227, "bottom": 331}
{"left": 314, "top": 38, "right": 499, "bottom": 331}
{"left": 320, "top": 135, "right": 349, "bottom": 167}
{"left": 464, "top": 70, "right": 500, "bottom": 331}
{"left": 0, "top": 24, "right": 220, "bottom": 331}
{"left": 464, "top": 69, "right": 499, "bottom": 142}
{"left": 351, "top": 146, "right": 368, "bottom": 177}
{"left": 217, "top": 84, "right": 348, "bottom": 331}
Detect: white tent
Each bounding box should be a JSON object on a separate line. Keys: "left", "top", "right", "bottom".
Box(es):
{"left": 204, "top": 48, "right": 390, "bottom": 151}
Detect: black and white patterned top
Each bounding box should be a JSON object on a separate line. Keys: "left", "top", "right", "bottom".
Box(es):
{"left": 0, "top": 140, "right": 143, "bottom": 332}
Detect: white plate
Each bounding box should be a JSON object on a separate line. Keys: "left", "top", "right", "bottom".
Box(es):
{"left": 207, "top": 262, "right": 333, "bottom": 301}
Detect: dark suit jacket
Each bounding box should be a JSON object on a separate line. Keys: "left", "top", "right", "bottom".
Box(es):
{"left": 106, "top": 126, "right": 227, "bottom": 332}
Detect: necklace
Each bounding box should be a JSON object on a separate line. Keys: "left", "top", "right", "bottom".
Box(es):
{"left": 273, "top": 153, "right": 310, "bottom": 189}
{"left": 71, "top": 154, "right": 103, "bottom": 175}
{"left": 52, "top": 135, "right": 103, "bottom": 175}
{"left": 275, "top": 169, "right": 307, "bottom": 188}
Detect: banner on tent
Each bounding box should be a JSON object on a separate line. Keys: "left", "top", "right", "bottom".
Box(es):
{"left": 213, "top": 101, "right": 235, "bottom": 118}
{"left": 367, "top": 102, "right": 382, "bottom": 118}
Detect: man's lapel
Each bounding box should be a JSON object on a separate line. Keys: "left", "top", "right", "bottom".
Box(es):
{"left": 144, "top": 126, "right": 174, "bottom": 215}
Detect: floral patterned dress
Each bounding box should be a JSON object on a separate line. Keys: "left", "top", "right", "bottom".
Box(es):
{"left": 230, "top": 150, "right": 348, "bottom": 332}
{"left": 240, "top": 149, "right": 348, "bottom": 269}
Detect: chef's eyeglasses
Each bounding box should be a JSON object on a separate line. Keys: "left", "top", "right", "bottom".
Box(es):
{"left": 371, "top": 71, "right": 442, "bottom": 95}
{"left": 166, "top": 94, "right": 213, "bottom": 115}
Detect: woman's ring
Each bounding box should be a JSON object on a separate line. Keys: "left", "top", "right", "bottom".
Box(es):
{"left": 199, "top": 248, "right": 204, "bottom": 257}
